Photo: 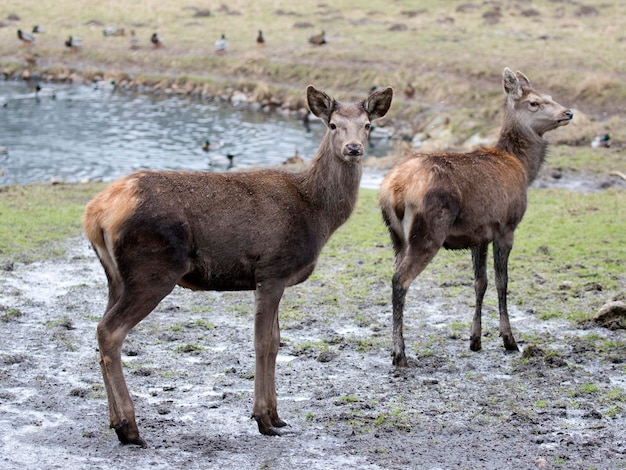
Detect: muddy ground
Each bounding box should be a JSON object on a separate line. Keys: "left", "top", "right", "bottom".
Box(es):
{"left": 1, "top": 174, "right": 625, "bottom": 470}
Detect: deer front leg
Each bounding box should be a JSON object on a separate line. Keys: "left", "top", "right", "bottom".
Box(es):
{"left": 252, "top": 281, "right": 287, "bottom": 435}
{"left": 470, "top": 244, "right": 489, "bottom": 351}
{"left": 493, "top": 237, "right": 519, "bottom": 352}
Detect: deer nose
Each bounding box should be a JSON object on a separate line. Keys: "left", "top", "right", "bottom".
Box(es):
{"left": 563, "top": 109, "right": 573, "bottom": 120}
{"left": 345, "top": 143, "right": 363, "bottom": 156}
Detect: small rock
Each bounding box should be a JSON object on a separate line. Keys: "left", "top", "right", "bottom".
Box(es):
{"left": 523, "top": 344, "right": 545, "bottom": 359}
{"left": 316, "top": 351, "right": 337, "bottom": 363}
{"left": 583, "top": 409, "right": 603, "bottom": 419}
{"left": 1, "top": 262, "right": 14, "bottom": 272}
{"left": 593, "top": 301, "right": 626, "bottom": 329}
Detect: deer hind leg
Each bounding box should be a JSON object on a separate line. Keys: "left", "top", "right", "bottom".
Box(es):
{"left": 252, "top": 280, "right": 287, "bottom": 435}
{"left": 391, "top": 212, "right": 449, "bottom": 367}
{"left": 493, "top": 235, "right": 519, "bottom": 352}
{"left": 97, "top": 266, "right": 183, "bottom": 447}
{"left": 470, "top": 243, "right": 489, "bottom": 351}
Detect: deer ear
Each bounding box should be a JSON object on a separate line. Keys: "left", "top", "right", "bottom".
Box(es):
{"left": 307, "top": 85, "right": 334, "bottom": 124}
{"left": 502, "top": 67, "right": 523, "bottom": 101}
{"left": 364, "top": 87, "right": 393, "bottom": 121}
{"left": 515, "top": 70, "right": 532, "bottom": 90}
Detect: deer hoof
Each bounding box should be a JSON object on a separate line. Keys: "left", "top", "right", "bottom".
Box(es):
{"left": 469, "top": 336, "right": 482, "bottom": 352}
{"left": 272, "top": 417, "right": 288, "bottom": 428}
{"left": 114, "top": 421, "right": 147, "bottom": 448}
{"left": 392, "top": 351, "right": 408, "bottom": 367}
{"left": 253, "top": 415, "right": 284, "bottom": 436}
{"left": 502, "top": 335, "right": 520, "bottom": 352}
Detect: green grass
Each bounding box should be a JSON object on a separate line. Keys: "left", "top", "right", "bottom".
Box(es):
{"left": 0, "top": 307, "right": 23, "bottom": 322}
{"left": 0, "top": 182, "right": 105, "bottom": 263}
{"left": 0, "top": 180, "right": 623, "bottom": 330}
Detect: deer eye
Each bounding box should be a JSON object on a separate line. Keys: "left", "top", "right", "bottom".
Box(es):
{"left": 329, "top": 123, "right": 337, "bottom": 130}
{"left": 529, "top": 101, "right": 539, "bottom": 109}
{"left": 365, "top": 123, "right": 371, "bottom": 131}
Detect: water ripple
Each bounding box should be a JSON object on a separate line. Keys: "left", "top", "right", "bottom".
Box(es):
{"left": 0, "top": 80, "right": 391, "bottom": 185}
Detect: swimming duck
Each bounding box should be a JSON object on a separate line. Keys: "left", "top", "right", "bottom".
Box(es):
{"left": 202, "top": 139, "right": 225, "bottom": 152}
{"left": 32, "top": 25, "right": 46, "bottom": 34}
{"left": 0, "top": 146, "right": 8, "bottom": 155}
{"left": 283, "top": 150, "right": 305, "bottom": 166}
{"left": 151, "top": 33, "right": 164, "bottom": 48}
{"left": 308, "top": 31, "right": 326, "bottom": 46}
{"left": 368, "top": 125, "right": 392, "bottom": 142}
{"left": 257, "top": 30, "right": 265, "bottom": 46}
{"left": 94, "top": 79, "right": 116, "bottom": 91}
{"left": 17, "top": 29, "right": 35, "bottom": 46}
{"left": 209, "top": 153, "right": 235, "bottom": 169}
{"left": 215, "top": 34, "right": 227, "bottom": 54}
{"left": 591, "top": 134, "right": 610, "bottom": 148}
{"left": 35, "top": 84, "right": 56, "bottom": 99}
{"left": 65, "top": 35, "right": 82, "bottom": 52}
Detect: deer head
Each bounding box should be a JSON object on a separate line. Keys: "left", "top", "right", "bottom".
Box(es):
{"left": 307, "top": 86, "right": 393, "bottom": 163}
{"left": 502, "top": 67, "right": 573, "bottom": 136}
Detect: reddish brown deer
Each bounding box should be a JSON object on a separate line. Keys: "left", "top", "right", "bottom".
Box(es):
{"left": 83, "top": 85, "right": 392, "bottom": 446}
{"left": 379, "top": 68, "right": 572, "bottom": 367}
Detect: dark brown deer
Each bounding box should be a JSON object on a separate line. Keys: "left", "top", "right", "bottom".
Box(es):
{"left": 379, "top": 68, "right": 572, "bottom": 367}
{"left": 83, "top": 85, "right": 392, "bottom": 446}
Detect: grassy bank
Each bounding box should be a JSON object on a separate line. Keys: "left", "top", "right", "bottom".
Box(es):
{"left": 0, "top": 182, "right": 623, "bottom": 325}
{"left": 2, "top": 1, "right": 626, "bottom": 140}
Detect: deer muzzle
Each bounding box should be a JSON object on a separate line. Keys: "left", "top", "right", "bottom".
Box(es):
{"left": 343, "top": 143, "right": 364, "bottom": 160}
{"left": 559, "top": 109, "right": 573, "bottom": 124}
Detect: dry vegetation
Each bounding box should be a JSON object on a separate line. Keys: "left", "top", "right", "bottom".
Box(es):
{"left": 1, "top": 0, "right": 625, "bottom": 139}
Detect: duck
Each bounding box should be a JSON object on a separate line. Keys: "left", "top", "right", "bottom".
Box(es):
{"left": 94, "top": 79, "right": 116, "bottom": 91}
{"left": 32, "top": 25, "right": 46, "bottom": 34}
{"left": 209, "top": 153, "right": 235, "bottom": 169}
{"left": 17, "top": 29, "right": 35, "bottom": 46}
{"left": 24, "top": 52, "right": 38, "bottom": 67}
{"left": 35, "top": 84, "right": 56, "bottom": 99}
{"left": 215, "top": 33, "right": 227, "bottom": 54}
{"left": 65, "top": 35, "right": 82, "bottom": 52}
{"left": 202, "top": 139, "right": 225, "bottom": 152}
{"left": 0, "top": 97, "right": 7, "bottom": 108}
{"left": 130, "top": 30, "right": 140, "bottom": 50}
{"left": 591, "top": 134, "right": 610, "bottom": 148}
{"left": 404, "top": 82, "right": 415, "bottom": 99}
{"left": 0, "top": 146, "right": 8, "bottom": 155}
{"left": 103, "top": 26, "right": 125, "bottom": 37}
{"left": 283, "top": 150, "right": 305, "bottom": 166}
{"left": 151, "top": 32, "right": 164, "bottom": 48}
{"left": 368, "top": 125, "right": 392, "bottom": 142}
{"left": 256, "top": 30, "right": 265, "bottom": 46}
{"left": 308, "top": 31, "right": 326, "bottom": 46}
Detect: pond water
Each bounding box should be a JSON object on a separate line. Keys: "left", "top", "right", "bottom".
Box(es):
{"left": 0, "top": 80, "right": 391, "bottom": 186}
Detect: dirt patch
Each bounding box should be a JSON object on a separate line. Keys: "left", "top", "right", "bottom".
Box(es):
{"left": 0, "top": 229, "right": 624, "bottom": 469}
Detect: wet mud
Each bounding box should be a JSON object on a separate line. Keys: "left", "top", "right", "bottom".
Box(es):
{"left": 0, "top": 235, "right": 624, "bottom": 469}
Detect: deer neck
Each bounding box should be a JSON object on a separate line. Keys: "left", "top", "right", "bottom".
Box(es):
{"left": 496, "top": 120, "right": 548, "bottom": 185}
{"left": 302, "top": 143, "right": 362, "bottom": 233}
